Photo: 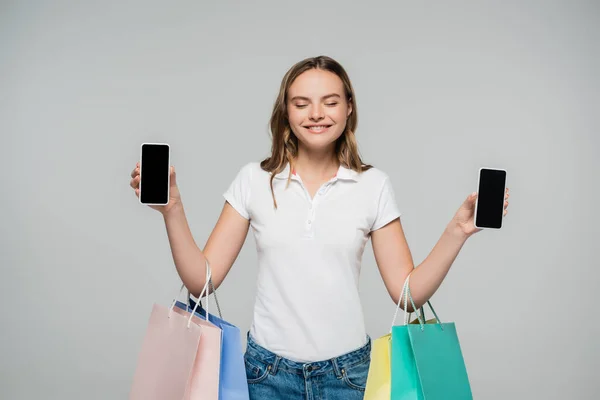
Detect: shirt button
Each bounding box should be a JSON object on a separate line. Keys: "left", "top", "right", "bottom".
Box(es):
{"left": 307, "top": 220, "right": 312, "bottom": 224}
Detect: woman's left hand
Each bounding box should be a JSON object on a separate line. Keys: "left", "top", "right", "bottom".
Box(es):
{"left": 452, "top": 188, "right": 510, "bottom": 238}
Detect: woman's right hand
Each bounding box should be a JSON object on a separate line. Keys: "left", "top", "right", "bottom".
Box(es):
{"left": 130, "top": 162, "right": 182, "bottom": 215}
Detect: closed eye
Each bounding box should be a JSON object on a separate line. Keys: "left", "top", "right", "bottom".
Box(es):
{"left": 295, "top": 103, "right": 338, "bottom": 108}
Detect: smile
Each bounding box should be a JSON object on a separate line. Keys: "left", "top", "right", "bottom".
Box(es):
{"left": 304, "top": 125, "right": 331, "bottom": 133}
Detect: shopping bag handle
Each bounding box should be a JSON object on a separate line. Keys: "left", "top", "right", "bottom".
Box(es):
{"left": 405, "top": 275, "right": 443, "bottom": 331}
{"left": 389, "top": 273, "right": 412, "bottom": 330}
{"left": 186, "top": 259, "right": 223, "bottom": 320}
{"left": 390, "top": 272, "right": 443, "bottom": 332}
{"left": 207, "top": 279, "right": 223, "bottom": 319}
{"left": 186, "top": 259, "right": 212, "bottom": 328}
{"left": 167, "top": 259, "right": 213, "bottom": 329}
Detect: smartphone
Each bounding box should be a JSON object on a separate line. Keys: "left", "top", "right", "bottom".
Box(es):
{"left": 474, "top": 167, "right": 507, "bottom": 229}
{"left": 139, "top": 143, "right": 170, "bottom": 205}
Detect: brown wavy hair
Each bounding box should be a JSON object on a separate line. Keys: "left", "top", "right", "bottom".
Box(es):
{"left": 260, "top": 55, "right": 373, "bottom": 209}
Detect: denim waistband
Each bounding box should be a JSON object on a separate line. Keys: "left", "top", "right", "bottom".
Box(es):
{"left": 245, "top": 332, "right": 371, "bottom": 378}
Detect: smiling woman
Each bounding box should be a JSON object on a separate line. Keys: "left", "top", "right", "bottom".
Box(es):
{"left": 260, "top": 56, "right": 373, "bottom": 209}
{"left": 131, "top": 54, "right": 510, "bottom": 400}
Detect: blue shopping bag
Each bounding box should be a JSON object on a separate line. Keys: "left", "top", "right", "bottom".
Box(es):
{"left": 175, "top": 287, "right": 249, "bottom": 400}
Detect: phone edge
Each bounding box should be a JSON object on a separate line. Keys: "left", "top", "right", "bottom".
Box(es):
{"left": 139, "top": 142, "right": 171, "bottom": 206}
{"left": 474, "top": 167, "right": 507, "bottom": 230}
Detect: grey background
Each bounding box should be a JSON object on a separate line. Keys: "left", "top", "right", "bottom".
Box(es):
{"left": 1, "top": 0, "right": 598, "bottom": 398}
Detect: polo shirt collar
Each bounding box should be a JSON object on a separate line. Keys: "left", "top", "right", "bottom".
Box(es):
{"left": 274, "top": 162, "right": 359, "bottom": 182}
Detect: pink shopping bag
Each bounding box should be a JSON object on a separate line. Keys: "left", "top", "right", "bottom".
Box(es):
{"left": 129, "top": 302, "right": 202, "bottom": 399}
{"left": 130, "top": 264, "right": 221, "bottom": 400}
{"left": 172, "top": 299, "right": 221, "bottom": 400}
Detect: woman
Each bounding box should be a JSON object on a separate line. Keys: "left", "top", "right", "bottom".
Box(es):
{"left": 129, "top": 55, "right": 509, "bottom": 399}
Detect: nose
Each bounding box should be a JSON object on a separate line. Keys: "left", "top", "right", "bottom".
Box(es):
{"left": 310, "top": 104, "right": 324, "bottom": 121}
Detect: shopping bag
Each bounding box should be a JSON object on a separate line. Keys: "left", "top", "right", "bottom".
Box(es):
{"left": 129, "top": 303, "right": 201, "bottom": 399}
{"left": 172, "top": 261, "right": 222, "bottom": 400}
{"left": 175, "top": 274, "right": 249, "bottom": 400}
{"left": 129, "top": 263, "right": 221, "bottom": 400}
{"left": 172, "top": 304, "right": 221, "bottom": 400}
{"left": 129, "top": 293, "right": 202, "bottom": 399}
{"left": 173, "top": 259, "right": 249, "bottom": 400}
{"left": 390, "top": 274, "right": 473, "bottom": 399}
{"left": 363, "top": 332, "right": 392, "bottom": 400}
{"left": 364, "top": 276, "right": 425, "bottom": 400}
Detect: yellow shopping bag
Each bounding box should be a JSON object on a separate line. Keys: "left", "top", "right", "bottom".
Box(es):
{"left": 364, "top": 333, "right": 392, "bottom": 400}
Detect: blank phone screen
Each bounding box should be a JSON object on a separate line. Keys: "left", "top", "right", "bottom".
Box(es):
{"left": 140, "top": 144, "right": 170, "bottom": 205}
{"left": 475, "top": 168, "right": 506, "bottom": 229}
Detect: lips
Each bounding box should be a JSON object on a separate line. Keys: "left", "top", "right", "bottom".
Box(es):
{"left": 304, "top": 125, "right": 332, "bottom": 133}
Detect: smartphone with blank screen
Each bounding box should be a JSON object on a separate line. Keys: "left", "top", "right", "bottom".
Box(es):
{"left": 139, "top": 143, "right": 170, "bottom": 206}
{"left": 474, "top": 167, "right": 507, "bottom": 229}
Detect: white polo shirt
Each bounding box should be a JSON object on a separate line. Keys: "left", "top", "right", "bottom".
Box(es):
{"left": 223, "top": 161, "right": 401, "bottom": 362}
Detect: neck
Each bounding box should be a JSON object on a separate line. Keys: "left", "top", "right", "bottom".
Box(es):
{"left": 293, "top": 145, "right": 339, "bottom": 182}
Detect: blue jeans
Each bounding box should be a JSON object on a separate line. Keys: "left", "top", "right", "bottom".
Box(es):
{"left": 244, "top": 333, "right": 371, "bottom": 400}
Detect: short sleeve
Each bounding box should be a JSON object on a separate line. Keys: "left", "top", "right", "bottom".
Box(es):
{"left": 370, "top": 176, "right": 401, "bottom": 231}
{"left": 223, "top": 163, "right": 253, "bottom": 220}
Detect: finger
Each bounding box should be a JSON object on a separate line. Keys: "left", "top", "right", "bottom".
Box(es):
{"left": 130, "top": 176, "right": 140, "bottom": 189}
{"left": 131, "top": 166, "right": 139, "bottom": 178}
{"left": 170, "top": 166, "right": 177, "bottom": 185}
{"left": 504, "top": 200, "right": 509, "bottom": 208}
{"left": 504, "top": 209, "right": 508, "bottom": 216}
{"left": 135, "top": 188, "right": 140, "bottom": 197}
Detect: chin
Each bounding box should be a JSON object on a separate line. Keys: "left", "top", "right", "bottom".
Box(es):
{"left": 299, "top": 134, "right": 339, "bottom": 149}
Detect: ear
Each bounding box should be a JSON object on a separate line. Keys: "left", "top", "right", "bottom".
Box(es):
{"left": 347, "top": 97, "right": 353, "bottom": 117}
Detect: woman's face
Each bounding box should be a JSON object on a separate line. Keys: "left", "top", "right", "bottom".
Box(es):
{"left": 286, "top": 69, "right": 352, "bottom": 153}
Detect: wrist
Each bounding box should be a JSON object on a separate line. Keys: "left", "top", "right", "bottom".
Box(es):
{"left": 162, "top": 201, "right": 184, "bottom": 219}
{"left": 446, "top": 219, "right": 469, "bottom": 242}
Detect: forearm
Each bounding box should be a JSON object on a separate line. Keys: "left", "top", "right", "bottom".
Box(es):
{"left": 403, "top": 221, "right": 468, "bottom": 311}
{"left": 162, "top": 203, "right": 208, "bottom": 298}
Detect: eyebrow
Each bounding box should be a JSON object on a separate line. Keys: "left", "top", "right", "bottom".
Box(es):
{"left": 290, "top": 93, "right": 342, "bottom": 102}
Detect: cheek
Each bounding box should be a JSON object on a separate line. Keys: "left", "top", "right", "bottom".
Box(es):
{"left": 286, "top": 106, "right": 304, "bottom": 125}
{"left": 331, "top": 109, "right": 349, "bottom": 130}
{"left": 333, "top": 106, "right": 349, "bottom": 121}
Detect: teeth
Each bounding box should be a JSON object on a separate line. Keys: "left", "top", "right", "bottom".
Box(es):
{"left": 307, "top": 125, "right": 329, "bottom": 131}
